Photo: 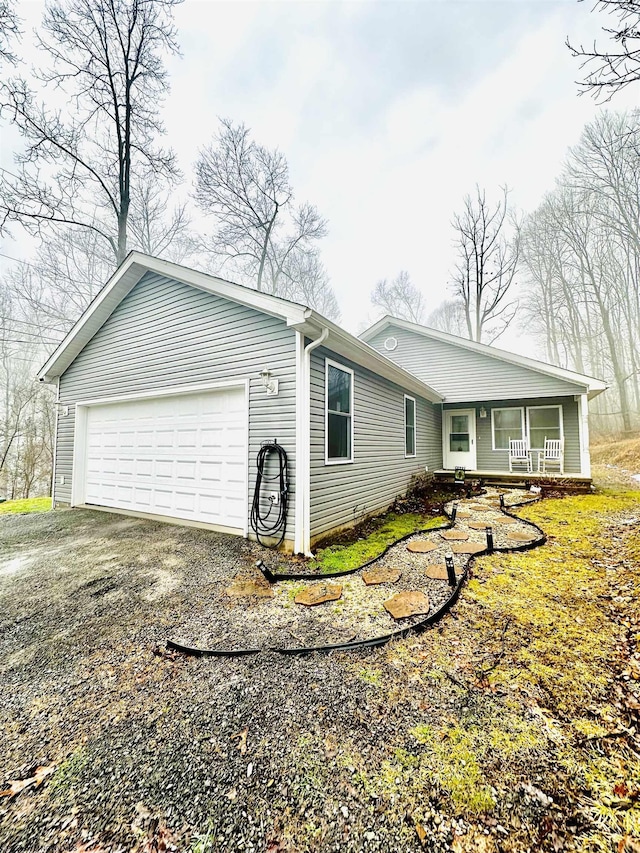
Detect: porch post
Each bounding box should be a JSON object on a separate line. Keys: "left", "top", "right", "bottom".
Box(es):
{"left": 578, "top": 394, "right": 591, "bottom": 478}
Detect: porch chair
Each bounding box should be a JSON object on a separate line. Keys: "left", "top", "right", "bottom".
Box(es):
{"left": 537, "top": 438, "right": 564, "bottom": 475}
{"left": 508, "top": 438, "right": 532, "bottom": 473}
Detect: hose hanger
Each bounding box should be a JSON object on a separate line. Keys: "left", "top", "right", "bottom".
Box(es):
{"left": 250, "top": 440, "right": 289, "bottom": 548}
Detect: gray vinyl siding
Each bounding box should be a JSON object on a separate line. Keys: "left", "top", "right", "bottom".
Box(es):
{"left": 54, "top": 271, "right": 297, "bottom": 543}
{"left": 309, "top": 346, "right": 442, "bottom": 540}
{"left": 443, "top": 397, "right": 582, "bottom": 474}
{"left": 367, "top": 327, "right": 585, "bottom": 401}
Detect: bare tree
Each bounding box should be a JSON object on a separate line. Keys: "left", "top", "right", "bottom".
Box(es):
{"left": 128, "top": 185, "right": 196, "bottom": 263}
{"left": 195, "top": 119, "right": 328, "bottom": 295}
{"left": 426, "top": 299, "right": 467, "bottom": 337}
{"left": 279, "top": 250, "right": 340, "bottom": 321}
{"left": 568, "top": 1, "right": 640, "bottom": 99}
{"left": 0, "top": 0, "right": 20, "bottom": 66}
{"left": 0, "top": 0, "right": 181, "bottom": 265}
{"left": 0, "top": 280, "right": 54, "bottom": 498}
{"left": 521, "top": 110, "right": 640, "bottom": 432}
{"left": 7, "top": 229, "right": 112, "bottom": 332}
{"left": 370, "top": 270, "right": 426, "bottom": 323}
{"left": 450, "top": 185, "right": 520, "bottom": 344}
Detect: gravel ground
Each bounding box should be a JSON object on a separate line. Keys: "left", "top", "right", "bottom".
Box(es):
{"left": 0, "top": 491, "right": 545, "bottom": 853}
{"left": 171, "top": 489, "right": 541, "bottom": 652}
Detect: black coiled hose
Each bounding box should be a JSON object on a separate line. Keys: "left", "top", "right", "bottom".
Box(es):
{"left": 250, "top": 440, "right": 289, "bottom": 548}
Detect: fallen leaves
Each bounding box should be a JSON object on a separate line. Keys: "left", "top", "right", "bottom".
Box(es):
{"left": 231, "top": 727, "right": 248, "bottom": 755}
{"left": 619, "top": 836, "right": 640, "bottom": 853}
{"left": 0, "top": 764, "right": 56, "bottom": 798}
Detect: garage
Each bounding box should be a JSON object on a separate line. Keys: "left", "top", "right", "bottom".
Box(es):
{"left": 74, "top": 385, "right": 248, "bottom": 531}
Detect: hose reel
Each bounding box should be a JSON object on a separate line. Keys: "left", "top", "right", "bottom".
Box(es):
{"left": 250, "top": 440, "right": 289, "bottom": 548}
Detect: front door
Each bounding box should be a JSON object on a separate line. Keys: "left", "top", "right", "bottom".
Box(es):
{"left": 444, "top": 409, "right": 477, "bottom": 470}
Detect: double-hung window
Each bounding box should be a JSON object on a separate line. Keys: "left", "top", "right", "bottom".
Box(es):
{"left": 326, "top": 360, "right": 354, "bottom": 463}
{"left": 527, "top": 405, "right": 563, "bottom": 449}
{"left": 491, "top": 407, "right": 524, "bottom": 450}
{"left": 404, "top": 395, "right": 416, "bottom": 457}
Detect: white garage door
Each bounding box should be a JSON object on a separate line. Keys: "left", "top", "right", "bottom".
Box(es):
{"left": 83, "top": 387, "right": 247, "bottom": 530}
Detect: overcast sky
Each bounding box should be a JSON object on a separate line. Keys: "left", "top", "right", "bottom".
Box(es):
{"left": 2, "top": 0, "right": 638, "bottom": 356}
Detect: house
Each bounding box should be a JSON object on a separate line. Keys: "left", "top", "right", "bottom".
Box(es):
{"left": 359, "top": 316, "right": 607, "bottom": 481}
{"left": 39, "top": 253, "right": 606, "bottom": 554}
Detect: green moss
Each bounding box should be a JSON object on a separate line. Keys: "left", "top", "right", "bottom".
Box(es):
{"left": 358, "top": 667, "right": 383, "bottom": 687}
{"left": 50, "top": 748, "right": 90, "bottom": 794}
{"left": 406, "top": 716, "right": 541, "bottom": 815}
{"left": 0, "top": 496, "right": 51, "bottom": 514}
{"left": 311, "top": 512, "right": 446, "bottom": 575}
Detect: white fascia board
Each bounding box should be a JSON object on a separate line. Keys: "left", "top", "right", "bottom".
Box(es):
{"left": 360, "top": 316, "right": 607, "bottom": 397}
{"left": 291, "top": 313, "right": 442, "bottom": 403}
{"left": 38, "top": 252, "right": 311, "bottom": 382}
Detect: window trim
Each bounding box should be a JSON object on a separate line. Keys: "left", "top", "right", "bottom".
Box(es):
{"left": 526, "top": 404, "right": 564, "bottom": 450}
{"left": 491, "top": 406, "right": 525, "bottom": 451}
{"left": 404, "top": 394, "right": 417, "bottom": 458}
{"left": 325, "top": 358, "right": 355, "bottom": 465}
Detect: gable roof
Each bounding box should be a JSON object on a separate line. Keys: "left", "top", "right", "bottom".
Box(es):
{"left": 359, "top": 316, "right": 607, "bottom": 400}
{"left": 38, "top": 253, "right": 442, "bottom": 403}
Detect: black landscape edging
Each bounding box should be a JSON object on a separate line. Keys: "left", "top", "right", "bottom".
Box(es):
{"left": 166, "top": 492, "right": 546, "bottom": 658}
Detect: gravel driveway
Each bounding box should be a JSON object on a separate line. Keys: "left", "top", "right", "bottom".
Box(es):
{"left": 0, "top": 501, "right": 542, "bottom": 853}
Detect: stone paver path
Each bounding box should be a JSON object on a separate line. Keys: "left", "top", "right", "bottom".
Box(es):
{"left": 170, "top": 488, "right": 545, "bottom": 654}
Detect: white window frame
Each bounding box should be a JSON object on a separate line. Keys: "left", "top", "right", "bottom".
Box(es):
{"left": 526, "top": 404, "right": 564, "bottom": 450}
{"left": 404, "top": 394, "right": 417, "bottom": 458}
{"left": 491, "top": 406, "right": 525, "bottom": 451}
{"left": 325, "top": 358, "right": 354, "bottom": 465}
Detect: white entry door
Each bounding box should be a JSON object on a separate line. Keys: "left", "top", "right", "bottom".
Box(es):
{"left": 444, "top": 409, "right": 477, "bottom": 470}
{"left": 79, "top": 386, "right": 247, "bottom": 531}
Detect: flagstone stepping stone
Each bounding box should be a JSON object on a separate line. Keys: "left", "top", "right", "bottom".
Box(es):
{"left": 362, "top": 567, "right": 402, "bottom": 586}
{"left": 384, "top": 590, "right": 431, "bottom": 620}
{"left": 507, "top": 531, "right": 538, "bottom": 543}
{"left": 406, "top": 540, "right": 438, "bottom": 554}
{"left": 425, "top": 563, "right": 450, "bottom": 580}
{"left": 493, "top": 516, "right": 518, "bottom": 524}
{"left": 440, "top": 530, "right": 469, "bottom": 541}
{"left": 467, "top": 521, "right": 497, "bottom": 531}
{"left": 450, "top": 542, "right": 487, "bottom": 555}
{"left": 469, "top": 504, "right": 492, "bottom": 511}
{"left": 225, "top": 576, "right": 274, "bottom": 598}
{"left": 295, "top": 583, "right": 343, "bottom": 606}
{"left": 454, "top": 510, "right": 471, "bottom": 519}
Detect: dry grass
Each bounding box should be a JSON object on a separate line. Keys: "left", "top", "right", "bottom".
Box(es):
{"left": 591, "top": 434, "right": 640, "bottom": 470}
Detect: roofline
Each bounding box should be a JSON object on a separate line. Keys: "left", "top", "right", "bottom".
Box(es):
{"left": 360, "top": 316, "right": 608, "bottom": 398}
{"left": 37, "top": 254, "right": 443, "bottom": 403}
{"left": 290, "top": 312, "right": 442, "bottom": 403}
{"left": 38, "top": 252, "right": 311, "bottom": 382}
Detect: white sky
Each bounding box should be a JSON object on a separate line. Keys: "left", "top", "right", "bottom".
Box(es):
{"left": 2, "top": 0, "right": 639, "bottom": 356}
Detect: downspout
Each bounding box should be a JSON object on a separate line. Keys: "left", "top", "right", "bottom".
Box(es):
{"left": 300, "top": 327, "right": 329, "bottom": 556}
{"left": 50, "top": 376, "right": 60, "bottom": 508}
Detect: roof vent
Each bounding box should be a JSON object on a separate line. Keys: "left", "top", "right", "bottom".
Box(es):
{"left": 384, "top": 336, "right": 398, "bottom": 352}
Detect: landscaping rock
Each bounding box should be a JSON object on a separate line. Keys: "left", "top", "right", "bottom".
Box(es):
{"left": 383, "top": 590, "right": 431, "bottom": 619}
{"left": 225, "top": 575, "right": 274, "bottom": 598}
{"left": 406, "top": 540, "right": 438, "bottom": 554}
{"left": 450, "top": 542, "right": 487, "bottom": 555}
{"left": 425, "top": 564, "right": 449, "bottom": 580}
{"left": 361, "top": 567, "right": 402, "bottom": 585}
{"left": 294, "top": 583, "right": 343, "bottom": 606}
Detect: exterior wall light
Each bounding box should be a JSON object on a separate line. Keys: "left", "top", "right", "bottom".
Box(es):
{"left": 259, "top": 367, "right": 279, "bottom": 396}
{"left": 479, "top": 406, "right": 487, "bottom": 418}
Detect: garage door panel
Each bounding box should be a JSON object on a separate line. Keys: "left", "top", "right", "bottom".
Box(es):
{"left": 83, "top": 387, "right": 247, "bottom": 529}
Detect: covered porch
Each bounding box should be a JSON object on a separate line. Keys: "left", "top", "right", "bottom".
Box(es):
{"left": 440, "top": 394, "right": 592, "bottom": 480}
